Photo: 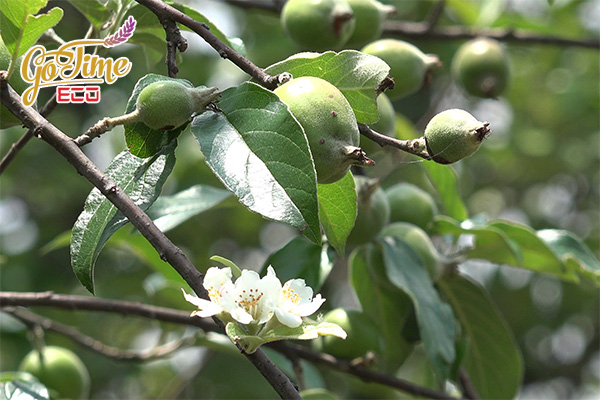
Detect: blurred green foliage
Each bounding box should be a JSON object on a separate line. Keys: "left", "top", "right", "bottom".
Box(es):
{"left": 1, "top": 0, "right": 598, "bottom": 399}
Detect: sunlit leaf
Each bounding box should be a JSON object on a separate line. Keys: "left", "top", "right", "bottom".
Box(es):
{"left": 423, "top": 162, "right": 468, "bottom": 221}
{"left": 264, "top": 50, "right": 390, "bottom": 124}
{"left": 70, "top": 142, "right": 177, "bottom": 293}
{"left": 146, "top": 184, "right": 232, "bottom": 232}
{"left": 191, "top": 81, "right": 320, "bottom": 243}
{"left": 318, "top": 172, "right": 356, "bottom": 256}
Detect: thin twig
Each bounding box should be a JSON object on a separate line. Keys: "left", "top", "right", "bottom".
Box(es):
{"left": 218, "top": 0, "right": 599, "bottom": 49}
{"left": 134, "top": 0, "right": 283, "bottom": 89}
{"left": 4, "top": 307, "right": 197, "bottom": 362}
{"left": 0, "top": 81, "right": 301, "bottom": 400}
{"left": 383, "top": 21, "right": 600, "bottom": 49}
{"left": 459, "top": 367, "right": 481, "bottom": 400}
{"left": 0, "top": 291, "right": 460, "bottom": 400}
{"left": 160, "top": 18, "right": 188, "bottom": 77}
{"left": 0, "top": 93, "right": 58, "bottom": 175}
{"left": 358, "top": 123, "right": 431, "bottom": 160}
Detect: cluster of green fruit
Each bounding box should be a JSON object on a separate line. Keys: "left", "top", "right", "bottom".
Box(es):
{"left": 346, "top": 176, "right": 442, "bottom": 277}
{"left": 17, "top": 345, "right": 91, "bottom": 399}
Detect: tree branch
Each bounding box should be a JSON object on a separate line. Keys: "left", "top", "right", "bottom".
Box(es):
{"left": 218, "top": 0, "right": 599, "bottom": 49}
{"left": 0, "top": 81, "right": 301, "bottom": 400}
{"left": 4, "top": 307, "right": 197, "bottom": 362}
{"left": 134, "top": 0, "right": 284, "bottom": 89}
{"left": 358, "top": 123, "right": 431, "bottom": 160}
{"left": 0, "top": 291, "right": 459, "bottom": 400}
{"left": 383, "top": 21, "right": 600, "bottom": 49}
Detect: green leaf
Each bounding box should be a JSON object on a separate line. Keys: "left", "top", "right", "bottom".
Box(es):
{"left": 226, "top": 320, "right": 346, "bottom": 354}
{"left": 434, "top": 217, "right": 589, "bottom": 283}
{"left": 349, "top": 245, "right": 415, "bottom": 372}
{"left": 70, "top": 0, "right": 112, "bottom": 31}
{"left": 318, "top": 172, "right": 356, "bottom": 256}
{"left": 264, "top": 50, "right": 390, "bottom": 124}
{"left": 261, "top": 237, "right": 334, "bottom": 292}
{"left": 0, "top": 375, "right": 50, "bottom": 400}
{"left": 538, "top": 229, "right": 600, "bottom": 285}
{"left": 70, "top": 142, "right": 177, "bottom": 293}
{"left": 489, "top": 220, "right": 578, "bottom": 281}
{"left": 146, "top": 184, "right": 232, "bottom": 232}
{"left": 379, "top": 237, "right": 456, "bottom": 381}
{"left": 210, "top": 255, "right": 242, "bottom": 279}
{"left": 0, "top": 0, "right": 63, "bottom": 59}
{"left": 439, "top": 274, "right": 523, "bottom": 399}
{"left": 124, "top": 74, "right": 193, "bottom": 158}
{"left": 423, "top": 162, "right": 468, "bottom": 221}
{"left": 434, "top": 216, "right": 522, "bottom": 265}
{"left": 191, "top": 81, "right": 320, "bottom": 243}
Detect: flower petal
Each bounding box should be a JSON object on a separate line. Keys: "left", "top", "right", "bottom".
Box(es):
{"left": 294, "top": 294, "right": 326, "bottom": 317}
{"left": 274, "top": 308, "right": 303, "bottom": 328}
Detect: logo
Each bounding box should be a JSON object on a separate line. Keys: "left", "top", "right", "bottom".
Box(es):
{"left": 20, "top": 16, "right": 136, "bottom": 106}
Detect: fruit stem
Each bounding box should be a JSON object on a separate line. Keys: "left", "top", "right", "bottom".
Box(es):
{"left": 343, "top": 145, "right": 375, "bottom": 167}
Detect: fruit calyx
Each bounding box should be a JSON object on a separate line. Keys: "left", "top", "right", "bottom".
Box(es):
{"left": 344, "top": 145, "right": 375, "bottom": 167}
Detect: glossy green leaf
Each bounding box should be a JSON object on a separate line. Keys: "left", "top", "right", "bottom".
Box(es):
{"left": 261, "top": 237, "right": 334, "bottom": 292}
{"left": 124, "top": 74, "right": 194, "bottom": 158}
{"left": 264, "top": 50, "right": 390, "bottom": 124}
{"left": 191, "top": 81, "right": 320, "bottom": 243}
{"left": 440, "top": 274, "right": 523, "bottom": 399}
{"left": 423, "top": 162, "right": 468, "bottom": 221}
{"left": 538, "top": 229, "right": 600, "bottom": 285}
{"left": 349, "top": 244, "right": 415, "bottom": 372}
{"left": 146, "top": 184, "right": 232, "bottom": 232}
{"left": 489, "top": 220, "right": 578, "bottom": 281}
{"left": 379, "top": 237, "right": 456, "bottom": 381}
{"left": 210, "top": 255, "right": 242, "bottom": 279}
{"left": 0, "top": 0, "right": 63, "bottom": 58}
{"left": 434, "top": 216, "right": 522, "bottom": 265}
{"left": 435, "top": 217, "right": 590, "bottom": 283}
{"left": 318, "top": 172, "right": 356, "bottom": 256}
{"left": 70, "top": 142, "right": 177, "bottom": 293}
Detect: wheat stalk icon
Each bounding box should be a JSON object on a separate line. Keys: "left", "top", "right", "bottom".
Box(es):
{"left": 103, "top": 16, "right": 136, "bottom": 47}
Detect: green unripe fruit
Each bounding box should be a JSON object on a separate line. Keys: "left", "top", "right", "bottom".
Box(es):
{"left": 347, "top": 176, "right": 390, "bottom": 246}
{"left": 19, "top": 346, "right": 91, "bottom": 400}
{"left": 424, "top": 108, "right": 490, "bottom": 164}
{"left": 345, "top": 0, "right": 395, "bottom": 48}
{"left": 361, "top": 39, "right": 439, "bottom": 100}
{"left": 452, "top": 37, "right": 510, "bottom": 98}
{"left": 385, "top": 182, "right": 438, "bottom": 231}
{"left": 274, "top": 76, "right": 371, "bottom": 184}
{"left": 281, "top": 0, "right": 356, "bottom": 51}
{"left": 320, "top": 308, "right": 383, "bottom": 359}
{"left": 135, "top": 80, "right": 219, "bottom": 131}
{"left": 380, "top": 222, "right": 442, "bottom": 280}
{"left": 1, "top": 38, "right": 31, "bottom": 129}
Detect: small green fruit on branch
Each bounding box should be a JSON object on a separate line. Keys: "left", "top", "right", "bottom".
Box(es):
{"left": 81, "top": 80, "right": 219, "bottom": 143}
{"left": 274, "top": 76, "right": 374, "bottom": 184}
{"left": 424, "top": 109, "right": 491, "bottom": 164}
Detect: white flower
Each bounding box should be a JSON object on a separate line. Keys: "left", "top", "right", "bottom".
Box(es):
{"left": 183, "top": 265, "right": 325, "bottom": 329}
{"left": 182, "top": 266, "right": 234, "bottom": 318}
{"left": 227, "top": 268, "right": 279, "bottom": 325}
{"left": 269, "top": 266, "right": 326, "bottom": 328}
